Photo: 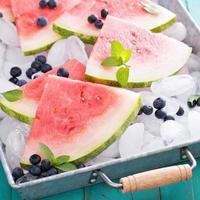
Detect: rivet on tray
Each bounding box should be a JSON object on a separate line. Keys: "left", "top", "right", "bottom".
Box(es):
{"left": 89, "top": 178, "right": 97, "bottom": 184}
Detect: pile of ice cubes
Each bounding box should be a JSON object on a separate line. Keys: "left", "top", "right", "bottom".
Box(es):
{"left": 1, "top": 16, "right": 200, "bottom": 168}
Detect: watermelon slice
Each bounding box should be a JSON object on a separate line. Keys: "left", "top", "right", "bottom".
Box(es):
{"left": 0, "top": 0, "right": 14, "bottom": 21}
{"left": 10, "top": 0, "right": 81, "bottom": 55}
{"left": 21, "top": 76, "right": 142, "bottom": 164}
{"left": 0, "top": 60, "right": 85, "bottom": 124}
{"left": 85, "top": 16, "right": 192, "bottom": 88}
{"left": 53, "top": 0, "right": 176, "bottom": 44}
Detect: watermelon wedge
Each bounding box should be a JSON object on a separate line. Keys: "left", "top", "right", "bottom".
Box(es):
{"left": 0, "top": 0, "right": 14, "bottom": 21}
{"left": 10, "top": 0, "right": 81, "bottom": 55}
{"left": 0, "top": 60, "right": 85, "bottom": 124}
{"left": 85, "top": 16, "right": 192, "bottom": 88}
{"left": 21, "top": 76, "right": 142, "bottom": 164}
{"left": 53, "top": 0, "right": 176, "bottom": 44}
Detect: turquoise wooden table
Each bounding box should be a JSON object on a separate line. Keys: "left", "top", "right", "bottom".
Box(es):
{"left": 1, "top": 0, "right": 200, "bottom": 199}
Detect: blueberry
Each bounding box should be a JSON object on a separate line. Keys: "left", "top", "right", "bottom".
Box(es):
{"left": 197, "top": 97, "right": 200, "bottom": 107}
{"left": 29, "top": 165, "right": 42, "bottom": 176}
{"left": 29, "top": 154, "right": 41, "bottom": 165}
{"left": 41, "top": 64, "right": 52, "bottom": 73}
{"left": 46, "top": 168, "right": 58, "bottom": 176}
{"left": 95, "top": 19, "right": 103, "bottom": 29}
{"left": 41, "top": 159, "right": 51, "bottom": 171}
{"left": 41, "top": 172, "right": 48, "bottom": 177}
{"left": 12, "top": 167, "right": 24, "bottom": 181}
{"left": 9, "top": 77, "right": 19, "bottom": 84}
{"left": 101, "top": 8, "right": 108, "bottom": 18}
{"left": 31, "top": 61, "right": 42, "bottom": 71}
{"left": 187, "top": 100, "right": 196, "bottom": 108}
{"left": 57, "top": 67, "right": 69, "bottom": 78}
{"left": 153, "top": 98, "right": 166, "bottom": 110}
{"left": 10, "top": 66, "right": 22, "bottom": 78}
{"left": 0, "top": 12, "right": 3, "bottom": 18}
{"left": 88, "top": 14, "right": 97, "bottom": 24}
{"left": 17, "top": 80, "right": 27, "bottom": 87}
{"left": 176, "top": 106, "right": 184, "bottom": 116}
{"left": 35, "top": 55, "right": 46, "bottom": 64}
{"left": 39, "top": 0, "right": 48, "bottom": 8}
{"left": 164, "top": 115, "right": 175, "bottom": 122}
{"left": 155, "top": 109, "right": 166, "bottom": 119}
{"left": 142, "top": 105, "right": 153, "bottom": 115}
{"left": 26, "top": 68, "right": 37, "bottom": 79}
{"left": 36, "top": 17, "right": 48, "bottom": 27}
{"left": 48, "top": 0, "right": 57, "bottom": 9}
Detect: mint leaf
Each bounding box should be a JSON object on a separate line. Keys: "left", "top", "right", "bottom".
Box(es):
{"left": 120, "top": 49, "right": 132, "bottom": 63}
{"left": 2, "top": 89, "right": 23, "bottom": 102}
{"left": 39, "top": 143, "right": 56, "bottom": 165}
{"left": 111, "top": 40, "right": 125, "bottom": 58}
{"left": 56, "top": 163, "right": 77, "bottom": 172}
{"left": 142, "top": 3, "right": 159, "bottom": 15}
{"left": 56, "top": 155, "right": 70, "bottom": 165}
{"left": 101, "top": 56, "right": 123, "bottom": 67}
{"left": 116, "top": 66, "right": 129, "bottom": 87}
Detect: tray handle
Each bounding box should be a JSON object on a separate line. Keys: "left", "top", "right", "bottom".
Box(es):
{"left": 95, "top": 148, "right": 196, "bottom": 193}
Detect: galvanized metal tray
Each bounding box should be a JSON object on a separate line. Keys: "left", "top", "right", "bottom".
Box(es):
{"left": 1, "top": 0, "right": 200, "bottom": 199}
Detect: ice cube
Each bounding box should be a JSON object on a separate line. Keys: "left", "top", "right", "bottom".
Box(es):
{"left": 188, "top": 111, "right": 200, "bottom": 139}
{"left": 190, "top": 71, "right": 200, "bottom": 93}
{"left": 6, "top": 46, "right": 34, "bottom": 65}
{"left": 119, "top": 123, "right": 144, "bottom": 157}
{"left": 6, "top": 131, "right": 26, "bottom": 169}
{"left": 0, "top": 117, "right": 30, "bottom": 144}
{"left": 65, "top": 36, "right": 88, "bottom": 65}
{"left": 142, "top": 136, "right": 164, "bottom": 152}
{"left": 162, "top": 97, "right": 179, "bottom": 116}
{"left": 160, "top": 120, "right": 189, "bottom": 145}
{"left": 98, "top": 141, "right": 119, "bottom": 158}
{"left": 85, "top": 155, "right": 115, "bottom": 166}
{"left": 185, "top": 54, "right": 200, "bottom": 73}
{"left": 162, "top": 22, "right": 187, "bottom": 41}
{"left": 0, "top": 77, "right": 18, "bottom": 93}
{"left": 138, "top": 114, "right": 162, "bottom": 136}
{"left": 151, "top": 75, "right": 196, "bottom": 102}
{"left": 0, "top": 42, "right": 6, "bottom": 60}
{"left": 47, "top": 39, "right": 69, "bottom": 67}
{"left": 0, "top": 19, "right": 20, "bottom": 47}
{"left": 140, "top": 91, "right": 155, "bottom": 106}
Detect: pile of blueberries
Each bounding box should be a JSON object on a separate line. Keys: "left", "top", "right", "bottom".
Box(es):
{"left": 88, "top": 8, "right": 109, "bottom": 29}
{"left": 9, "top": 55, "right": 70, "bottom": 87}
{"left": 139, "top": 97, "right": 184, "bottom": 121}
{"left": 12, "top": 154, "right": 58, "bottom": 183}
{"left": 37, "top": 0, "right": 58, "bottom": 27}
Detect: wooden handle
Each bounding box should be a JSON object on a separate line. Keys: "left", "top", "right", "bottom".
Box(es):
{"left": 120, "top": 164, "right": 192, "bottom": 193}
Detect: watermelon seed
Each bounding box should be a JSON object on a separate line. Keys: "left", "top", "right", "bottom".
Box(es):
{"left": 95, "top": 19, "right": 104, "bottom": 29}
{"left": 88, "top": 14, "right": 98, "bottom": 24}
{"left": 0, "top": 12, "right": 3, "bottom": 18}
{"left": 101, "top": 9, "right": 108, "bottom": 18}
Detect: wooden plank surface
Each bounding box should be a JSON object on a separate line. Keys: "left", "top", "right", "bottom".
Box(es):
{"left": 1, "top": 0, "right": 200, "bottom": 199}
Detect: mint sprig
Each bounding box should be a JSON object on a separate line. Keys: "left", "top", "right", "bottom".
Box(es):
{"left": 101, "top": 40, "right": 132, "bottom": 87}
{"left": 2, "top": 89, "right": 23, "bottom": 102}
{"left": 39, "top": 143, "right": 76, "bottom": 172}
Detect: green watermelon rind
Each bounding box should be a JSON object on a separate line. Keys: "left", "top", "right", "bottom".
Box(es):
{"left": 53, "top": 16, "right": 176, "bottom": 44}
{"left": 85, "top": 47, "right": 192, "bottom": 88}
{"left": 23, "top": 37, "right": 62, "bottom": 56}
{"left": 71, "top": 95, "right": 142, "bottom": 164}
{"left": 0, "top": 99, "right": 33, "bottom": 124}
{"left": 53, "top": 23, "right": 97, "bottom": 44}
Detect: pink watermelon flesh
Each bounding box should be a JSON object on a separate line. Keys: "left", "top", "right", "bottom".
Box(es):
{"left": 10, "top": 0, "right": 81, "bottom": 54}
{"left": 21, "top": 76, "right": 141, "bottom": 164}
{"left": 0, "top": 0, "right": 13, "bottom": 21}
{"left": 85, "top": 16, "right": 192, "bottom": 87}
{"left": 0, "top": 60, "right": 85, "bottom": 124}
{"left": 53, "top": 0, "right": 176, "bottom": 43}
